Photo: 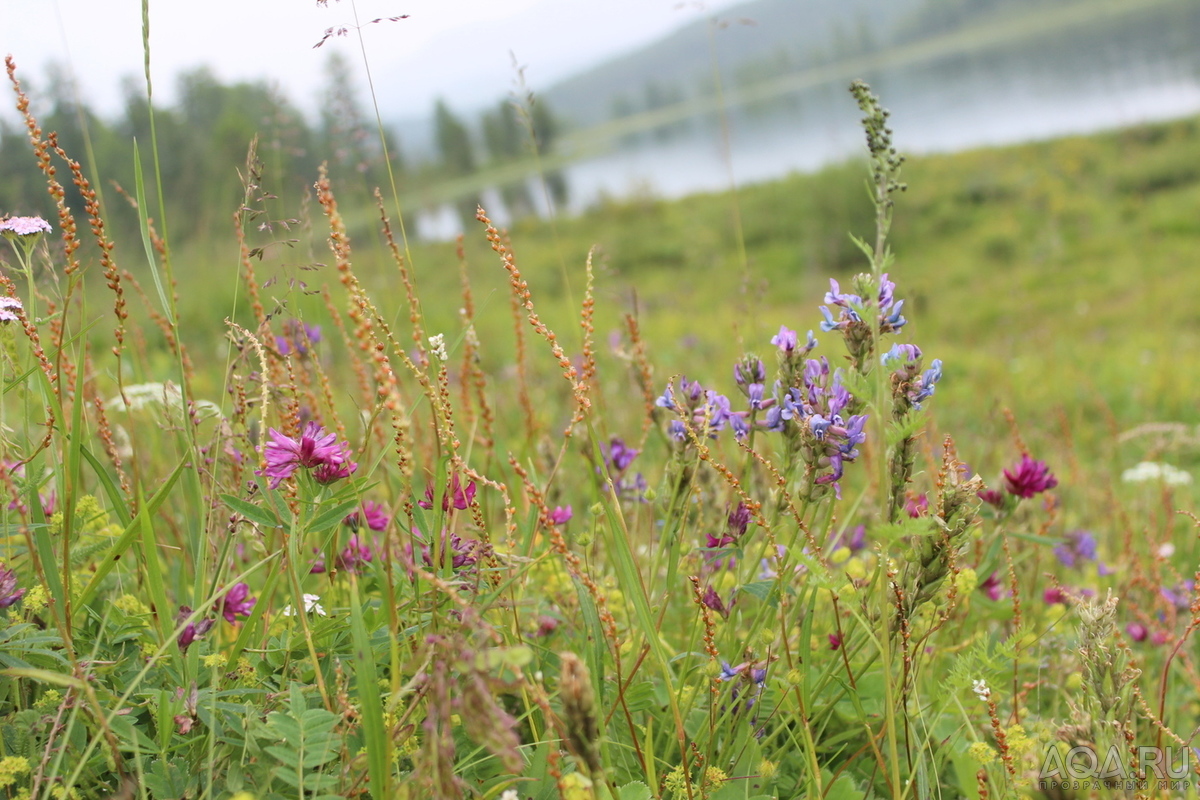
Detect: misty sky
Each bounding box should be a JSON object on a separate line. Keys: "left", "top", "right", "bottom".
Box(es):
{"left": 0, "top": 0, "right": 745, "bottom": 123}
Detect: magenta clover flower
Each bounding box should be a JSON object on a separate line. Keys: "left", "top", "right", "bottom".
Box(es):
{"left": 1002, "top": 455, "right": 1058, "bottom": 499}
{"left": 259, "top": 421, "right": 356, "bottom": 489}
{"left": 344, "top": 500, "right": 390, "bottom": 532}
{"left": 337, "top": 535, "right": 374, "bottom": 573}
{"left": 176, "top": 607, "right": 215, "bottom": 652}
{"left": 549, "top": 505, "right": 573, "bottom": 525}
{"left": 418, "top": 474, "right": 476, "bottom": 511}
{"left": 219, "top": 582, "right": 257, "bottom": 623}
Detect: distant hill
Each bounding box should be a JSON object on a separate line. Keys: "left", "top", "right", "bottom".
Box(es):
{"left": 540, "top": 0, "right": 916, "bottom": 128}
{"left": 538, "top": 0, "right": 1089, "bottom": 130}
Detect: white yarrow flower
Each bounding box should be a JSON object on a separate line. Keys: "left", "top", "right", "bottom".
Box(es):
{"left": 282, "top": 593, "right": 326, "bottom": 617}
{"left": 1121, "top": 461, "right": 1192, "bottom": 486}
{"left": 428, "top": 333, "right": 448, "bottom": 362}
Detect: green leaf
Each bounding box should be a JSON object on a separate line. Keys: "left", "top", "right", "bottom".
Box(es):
{"left": 618, "top": 782, "right": 652, "bottom": 800}
{"left": 307, "top": 497, "right": 362, "bottom": 535}
{"left": 220, "top": 493, "right": 282, "bottom": 530}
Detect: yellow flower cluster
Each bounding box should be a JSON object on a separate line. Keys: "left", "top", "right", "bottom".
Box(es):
{"left": 0, "top": 756, "right": 30, "bottom": 788}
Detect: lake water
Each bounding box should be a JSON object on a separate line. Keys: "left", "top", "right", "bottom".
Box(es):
{"left": 416, "top": 3, "right": 1200, "bottom": 238}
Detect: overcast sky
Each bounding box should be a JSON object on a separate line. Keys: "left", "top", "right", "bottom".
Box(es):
{"left": 0, "top": 0, "right": 745, "bottom": 123}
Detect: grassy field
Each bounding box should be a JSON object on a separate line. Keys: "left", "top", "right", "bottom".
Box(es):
{"left": 3, "top": 64, "right": 1200, "bottom": 798}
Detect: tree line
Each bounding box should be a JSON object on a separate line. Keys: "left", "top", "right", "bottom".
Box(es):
{"left": 0, "top": 52, "right": 567, "bottom": 243}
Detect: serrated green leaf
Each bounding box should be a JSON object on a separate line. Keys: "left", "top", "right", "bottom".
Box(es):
{"left": 618, "top": 782, "right": 652, "bottom": 800}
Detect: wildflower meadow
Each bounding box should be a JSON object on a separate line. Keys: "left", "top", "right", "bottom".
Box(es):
{"left": 1, "top": 24, "right": 1199, "bottom": 800}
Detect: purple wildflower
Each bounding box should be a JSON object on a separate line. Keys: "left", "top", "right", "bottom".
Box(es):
{"left": 1053, "top": 530, "right": 1097, "bottom": 568}
{"left": 549, "top": 505, "right": 573, "bottom": 525}
{"left": 770, "top": 326, "right": 798, "bottom": 353}
{"left": 419, "top": 530, "right": 484, "bottom": 571}
{"left": 979, "top": 572, "right": 1005, "bottom": 601}
{"left": 176, "top": 607, "right": 214, "bottom": 652}
{"left": 275, "top": 319, "right": 321, "bottom": 356}
{"left": 1126, "top": 622, "right": 1148, "bottom": 642}
{"left": 734, "top": 357, "right": 766, "bottom": 389}
{"left": 0, "top": 296, "right": 22, "bottom": 323}
{"left": 0, "top": 562, "right": 25, "bottom": 608}
{"left": 1161, "top": 581, "right": 1194, "bottom": 610}
{"left": 828, "top": 632, "right": 843, "bottom": 651}
{"left": 603, "top": 437, "right": 639, "bottom": 472}
{"left": 701, "top": 585, "right": 730, "bottom": 618}
{"left": 219, "top": 583, "right": 256, "bottom": 623}
{"left": 418, "top": 474, "right": 477, "bottom": 511}
{"left": 259, "top": 421, "right": 355, "bottom": 489}
{"left": 312, "top": 459, "right": 357, "bottom": 484}
{"left": 832, "top": 524, "right": 867, "bottom": 554}
{"left": 338, "top": 535, "right": 373, "bottom": 573}
{"left": 345, "top": 500, "right": 390, "bottom": 532}
{"left": 1003, "top": 455, "right": 1058, "bottom": 499}
{"left": 904, "top": 493, "right": 929, "bottom": 518}
{"left": 977, "top": 488, "right": 1005, "bottom": 509}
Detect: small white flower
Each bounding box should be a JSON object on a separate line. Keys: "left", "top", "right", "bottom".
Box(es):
{"left": 972, "top": 679, "right": 990, "bottom": 701}
{"left": 282, "top": 593, "right": 326, "bottom": 617}
{"left": 500, "top": 791, "right": 520, "bottom": 800}
{"left": 428, "top": 333, "right": 448, "bottom": 362}
{"left": 1122, "top": 461, "right": 1192, "bottom": 486}
{"left": 1157, "top": 543, "right": 1176, "bottom": 558}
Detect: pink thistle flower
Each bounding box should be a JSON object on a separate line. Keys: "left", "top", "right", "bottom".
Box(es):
{"left": 219, "top": 582, "right": 256, "bottom": 623}
{"left": 979, "top": 571, "right": 1006, "bottom": 601}
{"left": 312, "top": 459, "right": 357, "bottom": 484}
{"left": 337, "top": 535, "right": 373, "bottom": 573}
{"left": 1003, "top": 455, "right": 1058, "bottom": 499}
{"left": 259, "top": 421, "right": 354, "bottom": 489}
{"left": 345, "top": 500, "right": 390, "bottom": 531}
{"left": 904, "top": 493, "right": 928, "bottom": 518}
{"left": 418, "top": 474, "right": 476, "bottom": 511}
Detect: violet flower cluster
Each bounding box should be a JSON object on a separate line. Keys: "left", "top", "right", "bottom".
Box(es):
{"left": 599, "top": 436, "right": 647, "bottom": 498}
{"left": 656, "top": 378, "right": 747, "bottom": 441}
{"left": 275, "top": 319, "right": 321, "bottom": 357}
{"left": 765, "top": 357, "right": 867, "bottom": 490}
{"left": 818, "top": 273, "right": 907, "bottom": 368}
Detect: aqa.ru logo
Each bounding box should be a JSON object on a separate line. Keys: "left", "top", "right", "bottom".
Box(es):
{"left": 1039, "top": 745, "right": 1194, "bottom": 791}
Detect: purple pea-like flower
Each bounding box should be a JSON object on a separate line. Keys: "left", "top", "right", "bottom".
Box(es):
{"left": 1053, "top": 529, "right": 1097, "bottom": 568}
{"left": 312, "top": 459, "right": 357, "bottom": 484}
{"left": 176, "top": 607, "right": 215, "bottom": 652}
{"left": 603, "top": 437, "right": 639, "bottom": 473}
{"left": 0, "top": 562, "right": 25, "bottom": 608}
{"left": 1126, "top": 622, "right": 1148, "bottom": 642}
{"left": 259, "top": 421, "right": 355, "bottom": 489}
{"left": 770, "top": 325, "right": 798, "bottom": 353}
{"left": 549, "top": 505, "right": 573, "bottom": 525}
{"left": 220, "top": 583, "right": 257, "bottom": 623}
{"left": 1003, "top": 455, "right": 1058, "bottom": 499}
